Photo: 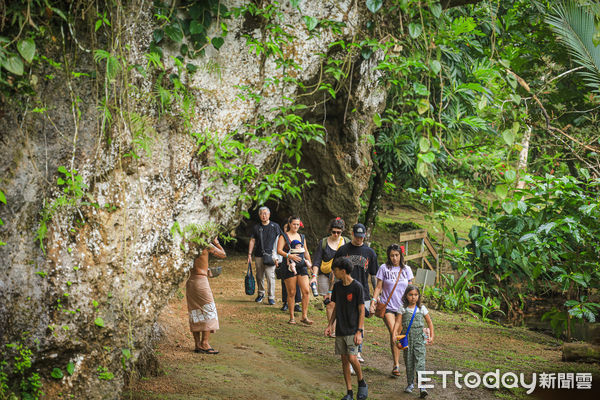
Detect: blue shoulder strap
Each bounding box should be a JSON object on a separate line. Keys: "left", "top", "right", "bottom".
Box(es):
{"left": 406, "top": 306, "right": 418, "bottom": 335}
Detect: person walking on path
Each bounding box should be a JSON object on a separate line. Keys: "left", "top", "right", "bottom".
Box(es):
{"left": 186, "top": 237, "right": 226, "bottom": 354}
{"left": 325, "top": 258, "right": 368, "bottom": 400}
{"left": 370, "top": 244, "right": 414, "bottom": 377}
{"left": 394, "top": 285, "right": 435, "bottom": 398}
{"left": 247, "top": 206, "right": 282, "bottom": 305}
{"left": 334, "top": 223, "right": 378, "bottom": 363}
{"left": 310, "top": 217, "right": 351, "bottom": 330}
{"left": 277, "top": 216, "right": 313, "bottom": 325}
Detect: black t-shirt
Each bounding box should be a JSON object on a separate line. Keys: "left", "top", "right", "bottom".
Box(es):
{"left": 331, "top": 279, "right": 365, "bottom": 336}
{"left": 251, "top": 222, "right": 283, "bottom": 257}
{"left": 312, "top": 236, "right": 350, "bottom": 275}
{"left": 334, "top": 243, "right": 378, "bottom": 301}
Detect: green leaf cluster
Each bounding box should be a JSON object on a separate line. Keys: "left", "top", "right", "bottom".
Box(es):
{"left": 467, "top": 173, "right": 600, "bottom": 324}
{"left": 1, "top": 336, "right": 44, "bottom": 399}
{"left": 36, "top": 167, "right": 91, "bottom": 253}
{"left": 150, "top": 0, "right": 228, "bottom": 60}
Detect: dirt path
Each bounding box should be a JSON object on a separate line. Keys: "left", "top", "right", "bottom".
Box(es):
{"left": 124, "top": 254, "right": 599, "bottom": 400}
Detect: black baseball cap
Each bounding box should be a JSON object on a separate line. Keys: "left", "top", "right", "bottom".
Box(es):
{"left": 353, "top": 223, "right": 366, "bottom": 238}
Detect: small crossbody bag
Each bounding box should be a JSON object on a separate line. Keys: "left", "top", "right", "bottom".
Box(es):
{"left": 375, "top": 268, "right": 402, "bottom": 318}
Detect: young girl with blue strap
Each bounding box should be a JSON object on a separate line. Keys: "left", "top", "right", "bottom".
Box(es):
{"left": 393, "top": 285, "right": 435, "bottom": 398}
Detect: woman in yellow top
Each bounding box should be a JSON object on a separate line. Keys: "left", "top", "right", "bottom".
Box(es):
{"left": 310, "top": 217, "right": 350, "bottom": 330}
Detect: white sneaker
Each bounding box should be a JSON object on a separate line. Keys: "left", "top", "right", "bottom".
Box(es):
{"left": 404, "top": 384, "right": 414, "bottom": 393}
{"left": 350, "top": 364, "right": 356, "bottom": 375}
{"left": 357, "top": 353, "right": 365, "bottom": 363}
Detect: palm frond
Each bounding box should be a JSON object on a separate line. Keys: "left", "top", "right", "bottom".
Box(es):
{"left": 546, "top": 0, "right": 600, "bottom": 92}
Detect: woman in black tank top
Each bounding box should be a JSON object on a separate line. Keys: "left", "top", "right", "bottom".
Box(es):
{"left": 277, "top": 216, "right": 313, "bottom": 325}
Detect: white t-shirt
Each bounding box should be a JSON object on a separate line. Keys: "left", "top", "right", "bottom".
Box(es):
{"left": 398, "top": 304, "right": 429, "bottom": 316}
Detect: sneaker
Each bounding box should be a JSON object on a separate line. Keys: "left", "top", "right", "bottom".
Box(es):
{"left": 294, "top": 304, "right": 301, "bottom": 312}
{"left": 420, "top": 389, "right": 428, "bottom": 398}
{"left": 255, "top": 294, "right": 264, "bottom": 303}
{"left": 267, "top": 298, "right": 275, "bottom": 305}
{"left": 357, "top": 383, "right": 368, "bottom": 400}
{"left": 341, "top": 395, "right": 353, "bottom": 400}
{"left": 357, "top": 353, "right": 365, "bottom": 363}
{"left": 404, "top": 384, "right": 414, "bottom": 393}
{"left": 281, "top": 303, "right": 288, "bottom": 311}
{"left": 350, "top": 364, "right": 356, "bottom": 375}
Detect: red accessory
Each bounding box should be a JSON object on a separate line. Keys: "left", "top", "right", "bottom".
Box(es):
{"left": 335, "top": 217, "right": 341, "bottom": 220}
{"left": 400, "top": 245, "right": 405, "bottom": 255}
{"left": 299, "top": 221, "right": 304, "bottom": 228}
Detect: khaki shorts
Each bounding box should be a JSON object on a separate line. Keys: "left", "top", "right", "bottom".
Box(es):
{"left": 335, "top": 334, "right": 359, "bottom": 356}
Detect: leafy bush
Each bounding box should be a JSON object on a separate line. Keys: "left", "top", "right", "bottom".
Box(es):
{"left": 447, "top": 148, "right": 506, "bottom": 190}
{"left": 467, "top": 173, "right": 600, "bottom": 325}
{"left": 425, "top": 249, "right": 504, "bottom": 324}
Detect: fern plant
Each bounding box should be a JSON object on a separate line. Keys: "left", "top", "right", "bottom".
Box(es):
{"left": 546, "top": 0, "right": 600, "bottom": 93}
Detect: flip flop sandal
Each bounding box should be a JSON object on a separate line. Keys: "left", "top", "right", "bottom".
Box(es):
{"left": 392, "top": 365, "right": 401, "bottom": 376}
{"left": 194, "top": 348, "right": 219, "bottom": 354}
{"left": 288, "top": 319, "right": 297, "bottom": 324}
{"left": 300, "top": 318, "right": 313, "bottom": 325}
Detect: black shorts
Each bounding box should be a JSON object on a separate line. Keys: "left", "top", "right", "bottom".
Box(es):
{"left": 282, "top": 259, "right": 309, "bottom": 280}
{"left": 385, "top": 309, "right": 398, "bottom": 316}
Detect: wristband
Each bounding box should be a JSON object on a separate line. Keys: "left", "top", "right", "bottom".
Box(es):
{"left": 328, "top": 290, "right": 332, "bottom": 294}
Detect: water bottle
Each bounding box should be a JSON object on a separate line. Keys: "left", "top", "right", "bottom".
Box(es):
{"left": 310, "top": 281, "right": 319, "bottom": 297}
{"left": 423, "top": 327, "right": 430, "bottom": 344}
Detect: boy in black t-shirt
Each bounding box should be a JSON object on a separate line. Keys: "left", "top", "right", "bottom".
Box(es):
{"left": 333, "top": 223, "right": 378, "bottom": 363}
{"left": 325, "top": 258, "right": 368, "bottom": 400}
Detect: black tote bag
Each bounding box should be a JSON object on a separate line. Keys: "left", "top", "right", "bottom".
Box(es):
{"left": 244, "top": 261, "right": 256, "bottom": 295}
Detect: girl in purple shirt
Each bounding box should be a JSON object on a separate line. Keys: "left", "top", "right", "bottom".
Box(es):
{"left": 369, "top": 244, "right": 414, "bottom": 377}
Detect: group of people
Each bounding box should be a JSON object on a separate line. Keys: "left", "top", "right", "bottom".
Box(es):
{"left": 247, "top": 207, "right": 435, "bottom": 399}
{"left": 182, "top": 206, "right": 435, "bottom": 399}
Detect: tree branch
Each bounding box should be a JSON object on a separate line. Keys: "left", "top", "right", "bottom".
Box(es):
{"left": 507, "top": 69, "right": 600, "bottom": 154}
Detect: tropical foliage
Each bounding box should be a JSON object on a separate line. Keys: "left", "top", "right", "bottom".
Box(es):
{"left": 359, "top": 0, "right": 600, "bottom": 332}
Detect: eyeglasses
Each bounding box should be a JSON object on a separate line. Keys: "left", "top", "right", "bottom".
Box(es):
{"left": 331, "top": 230, "right": 342, "bottom": 235}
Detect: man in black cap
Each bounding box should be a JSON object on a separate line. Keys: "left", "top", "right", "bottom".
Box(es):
{"left": 333, "top": 223, "right": 378, "bottom": 364}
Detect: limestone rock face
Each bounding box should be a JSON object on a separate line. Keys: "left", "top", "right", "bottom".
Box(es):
{"left": 0, "top": 1, "right": 384, "bottom": 397}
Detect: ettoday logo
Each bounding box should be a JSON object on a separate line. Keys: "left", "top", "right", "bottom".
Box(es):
{"left": 418, "top": 370, "right": 593, "bottom": 394}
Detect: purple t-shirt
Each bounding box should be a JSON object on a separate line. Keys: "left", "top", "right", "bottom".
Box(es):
{"left": 375, "top": 264, "right": 414, "bottom": 312}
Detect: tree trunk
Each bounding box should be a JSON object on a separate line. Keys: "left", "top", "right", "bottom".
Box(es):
{"left": 516, "top": 125, "right": 531, "bottom": 189}
{"left": 363, "top": 162, "right": 385, "bottom": 240}
{"left": 562, "top": 343, "right": 600, "bottom": 363}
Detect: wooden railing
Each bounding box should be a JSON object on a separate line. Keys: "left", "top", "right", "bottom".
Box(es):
{"left": 399, "top": 229, "right": 438, "bottom": 271}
